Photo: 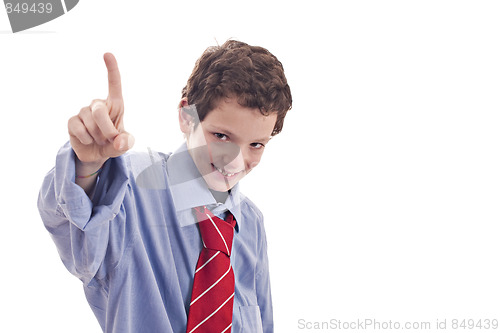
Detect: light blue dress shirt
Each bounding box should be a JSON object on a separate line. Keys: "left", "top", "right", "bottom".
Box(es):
{"left": 38, "top": 142, "right": 272, "bottom": 333}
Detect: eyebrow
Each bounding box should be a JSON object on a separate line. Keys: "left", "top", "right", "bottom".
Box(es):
{"left": 254, "top": 136, "right": 273, "bottom": 143}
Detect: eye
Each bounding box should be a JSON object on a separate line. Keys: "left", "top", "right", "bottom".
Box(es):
{"left": 250, "top": 142, "right": 265, "bottom": 149}
{"left": 214, "top": 133, "right": 229, "bottom": 141}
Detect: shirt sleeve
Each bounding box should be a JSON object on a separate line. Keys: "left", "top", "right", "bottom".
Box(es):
{"left": 38, "top": 142, "right": 130, "bottom": 286}
{"left": 255, "top": 217, "right": 274, "bottom": 333}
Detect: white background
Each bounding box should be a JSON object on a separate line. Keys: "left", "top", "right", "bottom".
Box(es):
{"left": 1, "top": 0, "right": 500, "bottom": 332}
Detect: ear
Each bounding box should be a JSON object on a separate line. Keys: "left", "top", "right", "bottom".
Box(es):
{"left": 178, "top": 98, "right": 193, "bottom": 134}
{"left": 178, "top": 97, "right": 189, "bottom": 109}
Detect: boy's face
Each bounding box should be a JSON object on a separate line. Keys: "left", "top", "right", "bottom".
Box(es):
{"left": 180, "top": 98, "right": 277, "bottom": 192}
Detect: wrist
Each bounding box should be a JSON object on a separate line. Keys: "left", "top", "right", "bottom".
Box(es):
{"left": 75, "top": 158, "right": 106, "bottom": 178}
{"left": 75, "top": 158, "right": 106, "bottom": 195}
{"left": 77, "top": 167, "right": 102, "bottom": 179}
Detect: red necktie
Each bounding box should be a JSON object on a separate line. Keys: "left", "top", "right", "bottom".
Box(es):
{"left": 186, "top": 206, "right": 236, "bottom": 333}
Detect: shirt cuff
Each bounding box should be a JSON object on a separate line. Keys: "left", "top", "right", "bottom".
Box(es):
{"left": 53, "top": 142, "right": 129, "bottom": 231}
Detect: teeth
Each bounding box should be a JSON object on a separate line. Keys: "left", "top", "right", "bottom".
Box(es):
{"left": 216, "top": 166, "right": 238, "bottom": 177}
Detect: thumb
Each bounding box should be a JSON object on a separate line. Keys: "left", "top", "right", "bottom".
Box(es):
{"left": 104, "top": 132, "right": 135, "bottom": 158}
{"left": 114, "top": 132, "right": 135, "bottom": 152}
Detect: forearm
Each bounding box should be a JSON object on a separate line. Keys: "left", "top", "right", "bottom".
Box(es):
{"left": 38, "top": 143, "right": 130, "bottom": 283}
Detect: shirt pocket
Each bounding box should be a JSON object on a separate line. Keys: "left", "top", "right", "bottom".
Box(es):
{"left": 239, "top": 305, "right": 263, "bottom": 333}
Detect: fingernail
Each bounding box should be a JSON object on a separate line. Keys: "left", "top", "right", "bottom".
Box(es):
{"left": 119, "top": 138, "right": 127, "bottom": 150}
{"left": 119, "top": 135, "right": 134, "bottom": 151}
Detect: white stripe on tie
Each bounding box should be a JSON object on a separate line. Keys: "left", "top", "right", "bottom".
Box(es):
{"left": 188, "top": 292, "right": 235, "bottom": 333}
{"left": 190, "top": 263, "right": 232, "bottom": 306}
{"left": 221, "top": 323, "right": 232, "bottom": 333}
{"left": 195, "top": 251, "right": 220, "bottom": 273}
{"left": 205, "top": 213, "right": 230, "bottom": 255}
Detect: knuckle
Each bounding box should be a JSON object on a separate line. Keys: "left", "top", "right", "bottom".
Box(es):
{"left": 68, "top": 115, "right": 77, "bottom": 125}
{"left": 79, "top": 107, "right": 91, "bottom": 119}
{"left": 90, "top": 99, "right": 107, "bottom": 112}
{"left": 90, "top": 98, "right": 105, "bottom": 105}
{"left": 91, "top": 107, "right": 104, "bottom": 120}
{"left": 68, "top": 116, "right": 80, "bottom": 131}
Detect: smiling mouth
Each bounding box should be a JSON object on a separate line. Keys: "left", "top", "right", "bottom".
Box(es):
{"left": 212, "top": 163, "right": 243, "bottom": 177}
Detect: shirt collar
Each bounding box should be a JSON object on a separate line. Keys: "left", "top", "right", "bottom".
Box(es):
{"left": 166, "top": 143, "right": 242, "bottom": 230}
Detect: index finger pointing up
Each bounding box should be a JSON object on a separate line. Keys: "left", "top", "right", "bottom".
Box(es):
{"left": 103, "top": 52, "right": 123, "bottom": 100}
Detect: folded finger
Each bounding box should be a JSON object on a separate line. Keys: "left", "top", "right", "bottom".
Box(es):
{"left": 68, "top": 115, "right": 93, "bottom": 145}
{"left": 79, "top": 107, "right": 108, "bottom": 145}
{"left": 91, "top": 101, "right": 120, "bottom": 140}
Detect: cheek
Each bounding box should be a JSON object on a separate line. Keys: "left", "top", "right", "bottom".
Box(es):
{"left": 187, "top": 124, "right": 207, "bottom": 149}
{"left": 245, "top": 152, "right": 263, "bottom": 170}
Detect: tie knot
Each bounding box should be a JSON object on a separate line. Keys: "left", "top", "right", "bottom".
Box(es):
{"left": 193, "top": 206, "right": 236, "bottom": 256}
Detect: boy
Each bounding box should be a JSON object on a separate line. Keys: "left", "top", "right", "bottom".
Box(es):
{"left": 38, "top": 40, "right": 292, "bottom": 333}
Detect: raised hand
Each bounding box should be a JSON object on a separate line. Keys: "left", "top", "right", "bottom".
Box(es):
{"left": 68, "top": 53, "right": 134, "bottom": 166}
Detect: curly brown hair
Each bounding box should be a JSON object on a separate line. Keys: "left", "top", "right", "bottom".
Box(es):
{"left": 182, "top": 40, "right": 292, "bottom": 136}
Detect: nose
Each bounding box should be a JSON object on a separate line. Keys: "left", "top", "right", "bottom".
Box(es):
{"left": 209, "top": 141, "right": 242, "bottom": 171}
{"left": 220, "top": 145, "right": 260, "bottom": 173}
